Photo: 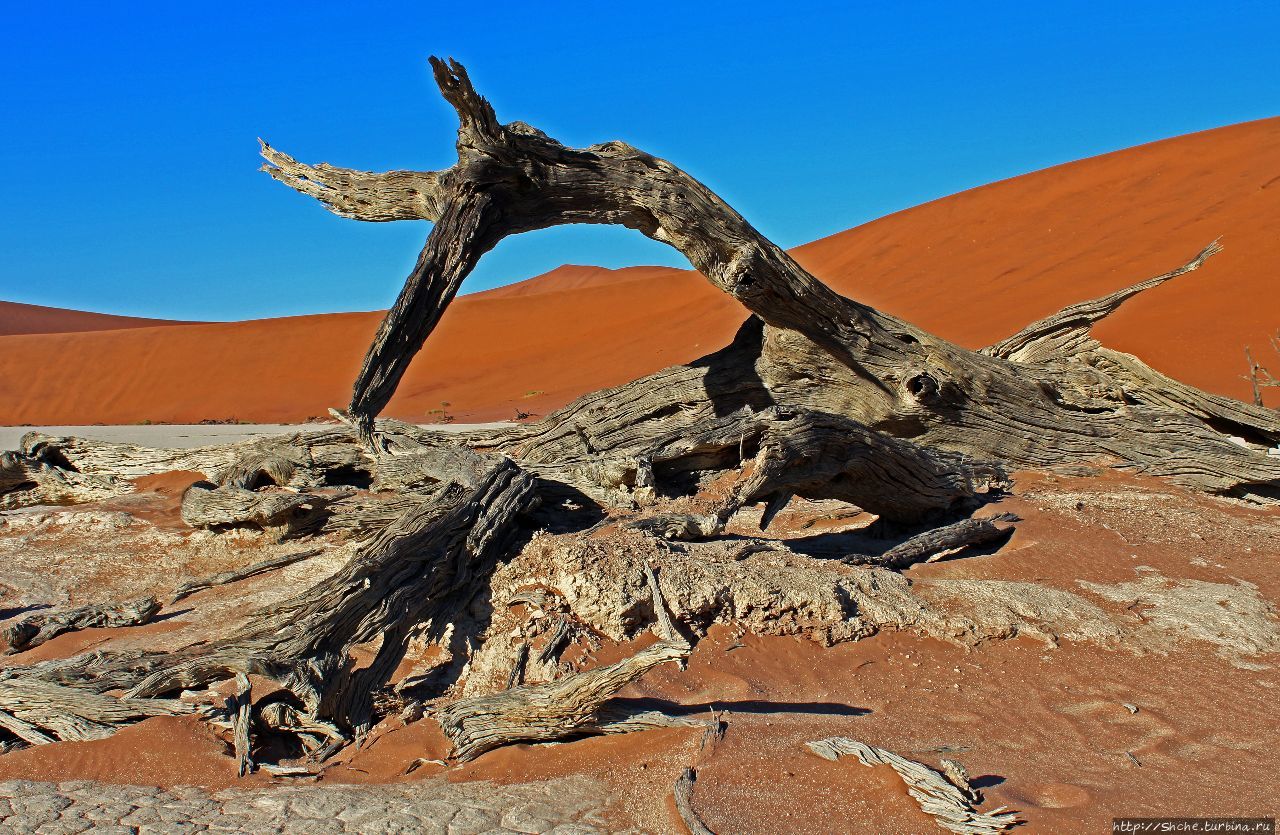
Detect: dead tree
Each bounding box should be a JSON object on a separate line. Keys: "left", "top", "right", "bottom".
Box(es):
{"left": 2, "top": 57, "right": 1279, "bottom": 767}
{"left": 260, "top": 58, "right": 1278, "bottom": 508}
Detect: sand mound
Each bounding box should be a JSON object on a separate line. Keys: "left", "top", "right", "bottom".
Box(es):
{"left": 0, "top": 301, "right": 182, "bottom": 337}
{"left": 2, "top": 117, "right": 1277, "bottom": 425}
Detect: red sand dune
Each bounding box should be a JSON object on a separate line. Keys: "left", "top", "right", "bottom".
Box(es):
{"left": 2, "top": 117, "right": 1278, "bottom": 426}
{"left": 0, "top": 301, "right": 181, "bottom": 337}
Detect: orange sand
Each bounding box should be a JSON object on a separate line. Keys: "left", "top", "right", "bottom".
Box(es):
{"left": 2, "top": 117, "right": 1278, "bottom": 425}
{"left": 0, "top": 301, "right": 181, "bottom": 337}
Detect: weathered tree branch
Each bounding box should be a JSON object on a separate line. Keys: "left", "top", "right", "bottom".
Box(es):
{"left": 259, "top": 141, "right": 445, "bottom": 222}
{"left": 846, "top": 513, "right": 1020, "bottom": 570}
{"left": 436, "top": 640, "right": 691, "bottom": 762}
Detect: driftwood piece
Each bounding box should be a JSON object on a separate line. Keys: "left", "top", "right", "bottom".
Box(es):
{"left": 674, "top": 767, "right": 715, "bottom": 835}
{"left": 846, "top": 513, "right": 1020, "bottom": 570}
{"left": 807, "top": 737, "right": 1018, "bottom": 834}
{"left": 0, "top": 709, "right": 55, "bottom": 745}
{"left": 0, "top": 450, "right": 132, "bottom": 509}
{"left": 4, "top": 596, "right": 160, "bottom": 654}
{"left": 170, "top": 549, "right": 322, "bottom": 603}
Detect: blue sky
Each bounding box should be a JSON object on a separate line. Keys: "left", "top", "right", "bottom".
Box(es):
{"left": 2, "top": 1, "right": 1277, "bottom": 321}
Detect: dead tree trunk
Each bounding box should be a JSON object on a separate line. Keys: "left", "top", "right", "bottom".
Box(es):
{"left": 261, "top": 58, "right": 1279, "bottom": 506}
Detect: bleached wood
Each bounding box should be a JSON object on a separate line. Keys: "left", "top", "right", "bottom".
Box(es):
{"left": 808, "top": 737, "right": 1018, "bottom": 834}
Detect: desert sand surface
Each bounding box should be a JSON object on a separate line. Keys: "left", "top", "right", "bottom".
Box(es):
{"left": 3, "top": 117, "right": 1279, "bottom": 426}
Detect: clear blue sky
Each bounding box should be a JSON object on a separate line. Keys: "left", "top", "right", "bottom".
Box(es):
{"left": 2, "top": 1, "right": 1277, "bottom": 321}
